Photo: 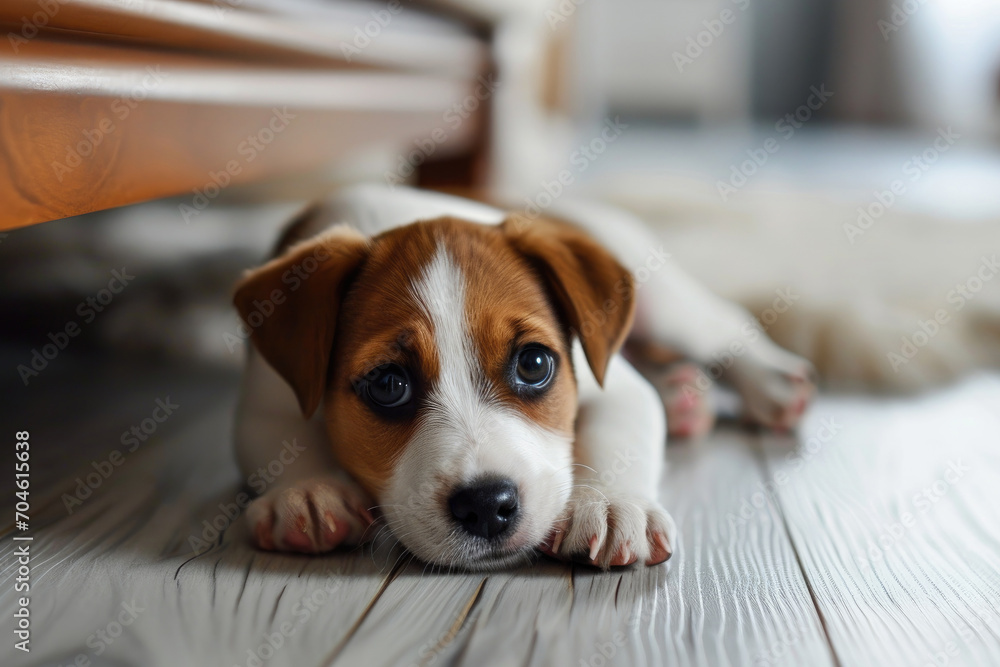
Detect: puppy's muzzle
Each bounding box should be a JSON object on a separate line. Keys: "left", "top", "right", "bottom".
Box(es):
{"left": 447, "top": 478, "right": 520, "bottom": 540}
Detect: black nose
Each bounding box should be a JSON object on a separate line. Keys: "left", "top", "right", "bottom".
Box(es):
{"left": 448, "top": 479, "right": 520, "bottom": 540}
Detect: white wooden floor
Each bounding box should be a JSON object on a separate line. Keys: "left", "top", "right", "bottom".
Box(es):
{"left": 3, "top": 370, "right": 1000, "bottom": 667}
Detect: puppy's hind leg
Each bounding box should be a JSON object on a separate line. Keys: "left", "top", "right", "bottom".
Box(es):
{"left": 623, "top": 340, "right": 717, "bottom": 440}
{"left": 551, "top": 198, "right": 815, "bottom": 430}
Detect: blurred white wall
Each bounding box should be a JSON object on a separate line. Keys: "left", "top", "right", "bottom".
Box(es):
{"left": 895, "top": 0, "right": 1000, "bottom": 138}
{"left": 571, "top": 0, "right": 1000, "bottom": 140}
{"left": 576, "top": 0, "right": 752, "bottom": 122}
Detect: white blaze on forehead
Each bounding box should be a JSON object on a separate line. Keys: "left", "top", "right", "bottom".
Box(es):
{"left": 410, "top": 244, "right": 490, "bottom": 429}
{"left": 407, "top": 243, "right": 561, "bottom": 476}
{"left": 386, "top": 242, "right": 573, "bottom": 566}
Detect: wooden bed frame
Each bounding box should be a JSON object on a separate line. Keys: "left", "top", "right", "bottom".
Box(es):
{"left": 0, "top": 0, "right": 496, "bottom": 230}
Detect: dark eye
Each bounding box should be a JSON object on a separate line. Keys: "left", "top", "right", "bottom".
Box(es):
{"left": 365, "top": 364, "right": 412, "bottom": 408}
{"left": 514, "top": 346, "right": 554, "bottom": 389}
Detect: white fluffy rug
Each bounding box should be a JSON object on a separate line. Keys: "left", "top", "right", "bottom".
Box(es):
{"left": 593, "top": 174, "right": 1000, "bottom": 392}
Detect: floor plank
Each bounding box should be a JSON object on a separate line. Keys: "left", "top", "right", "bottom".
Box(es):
{"left": 762, "top": 374, "right": 1000, "bottom": 667}
{"left": 548, "top": 430, "right": 836, "bottom": 667}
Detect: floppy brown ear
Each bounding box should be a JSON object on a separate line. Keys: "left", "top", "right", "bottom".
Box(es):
{"left": 502, "top": 215, "right": 635, "bottom": 385}
{"left": 234, "top": 225, "right": 369, "bottom": 417}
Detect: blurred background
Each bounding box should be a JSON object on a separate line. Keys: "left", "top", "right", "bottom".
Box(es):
{"left": 2, "top": 0, "right": 999, "bottom": 488}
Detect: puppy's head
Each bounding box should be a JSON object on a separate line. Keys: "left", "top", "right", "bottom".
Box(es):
{"left": 235, "top": 215, "right": 634, "bottom": 569}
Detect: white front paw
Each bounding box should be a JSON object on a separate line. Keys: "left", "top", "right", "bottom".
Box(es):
{"left": 246, "top": 476, "right": 374, "bottom": 554}
{"left": 540, "top": 485, "right": 676, "bottom": 569}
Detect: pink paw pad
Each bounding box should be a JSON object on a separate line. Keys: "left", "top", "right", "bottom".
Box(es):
{"left": 609, "top": 542, "right": 637, "bottom": 567}
{"left": 646, "top": 532, "right": 672, "bottom": 565}
{"left": 254, "top": 519, "right": 275, "bottom": 551}
{"left": 320, "top": 511, "right": 352, "bottom": 548}
{"left": 660, "top": 363, "right": 716, "bottom": 440}
{"left": 282, "top": 516, "right": 314, "bottom": 551}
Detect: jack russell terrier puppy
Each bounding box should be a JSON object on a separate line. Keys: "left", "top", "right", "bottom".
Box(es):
{"left": 233, "top": 185, "right": 814, "bottom": 570}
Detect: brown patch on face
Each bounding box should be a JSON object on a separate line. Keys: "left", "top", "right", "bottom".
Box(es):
{"left": 453, "top": 233, "right": 578, "bottom": 434}
{"left": 234, "top": 225, "right": 369, "bottom": 417}
{"left": 324, "top": 217, "right": 579, "bottom": 496}
{"left": 502, "top": 215, "right": 636, "bottom": 386}
{"left": 323, "top": 226, "right": 438, "bottom": 497}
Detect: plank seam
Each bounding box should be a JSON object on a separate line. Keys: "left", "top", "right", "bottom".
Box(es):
{"left": 754, "top": 434, "right": 844, "bottom": 667}
{"left": 319, "top": 555, "right": 409, "bottom": 666}
{"left": 419, "top": 577, "right": 488, "bottom": 667}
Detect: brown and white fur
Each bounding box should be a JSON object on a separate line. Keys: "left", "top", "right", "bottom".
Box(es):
{"left": 232, "top": 185, "right": 814, "bottom": 570}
